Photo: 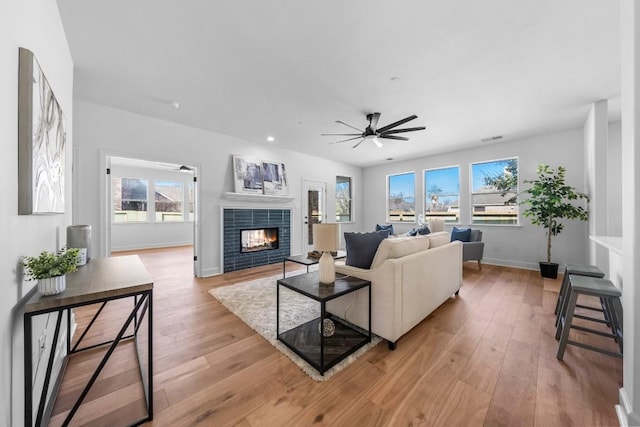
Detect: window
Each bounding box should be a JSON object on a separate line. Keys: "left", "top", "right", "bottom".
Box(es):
{"left": 471, "top": 158, "right": 518, "bottom": 224}
{"left": 155, "top": 180, "right": 184, "bottom": 222}
{"left": 113, "top": 178, "right": 148, "bottom": 222}
{"left": 335, "top": 176, "right": 352, "bottom": 222}
{"left": 387, "top": 172, "right": 415, "bottom": 222}
{"left": 424, "top": 166, "right": 460, "bottom": 223}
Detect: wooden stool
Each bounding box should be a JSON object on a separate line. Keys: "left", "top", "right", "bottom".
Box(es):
{"left": 554, "top": 264, "right": 605, "bottom": 328}
{"left": 556, "top": 275, "right": 623, "bottom": 360}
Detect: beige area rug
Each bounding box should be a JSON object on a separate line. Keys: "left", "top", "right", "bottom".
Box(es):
{"left": 208, "top": 273, "right": 382, "bottom": 381}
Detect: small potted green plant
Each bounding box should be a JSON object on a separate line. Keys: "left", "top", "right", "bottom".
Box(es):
{"left": 23, "top": 248, "right": 80, "bottom": 295}
{"left": 521, "top": 164, "right": 589, "bottom": 278}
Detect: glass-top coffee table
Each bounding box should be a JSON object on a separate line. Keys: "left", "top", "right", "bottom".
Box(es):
{"left": 276, "top": 271, "right": 371, "bottom": 375}
{"left": 282, "top": 250, "right": 346, "bottom": 278}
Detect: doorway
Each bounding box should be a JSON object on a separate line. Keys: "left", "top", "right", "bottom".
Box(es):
{"left": 102, "top": 155, "right": 201, "bottom": 276}
{"left": 302, "top": 180, "right": 327, "bottom": 253}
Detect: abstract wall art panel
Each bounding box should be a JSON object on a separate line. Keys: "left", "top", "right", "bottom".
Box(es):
{"left": 232, "top": 154, "right": 263, "bottom": 194}
{"left": 18, "top": 47, "right": 66, "bottom": 214}
{"left": 261, "top": 160, "right": 288, "bottom": 196}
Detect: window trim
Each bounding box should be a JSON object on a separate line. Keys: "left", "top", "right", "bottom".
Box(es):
{"left": 335, "top": 175, "right": 353, "bottom": 223}
{"left": 469, "top": 156, "right": 520, "bottom": 226}
{"left": 423, "top": 164, "right": 461, "bottom": 224}
{"left": 386, "top": 171, "right": 416, "bottom": 223}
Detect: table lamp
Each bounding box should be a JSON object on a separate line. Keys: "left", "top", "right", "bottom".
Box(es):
{"left": 313, "top": 223, "right": 340, "bottom": 284}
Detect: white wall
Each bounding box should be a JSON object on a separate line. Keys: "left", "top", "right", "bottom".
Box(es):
{"left": 73, "top": 100, "right": 363, "bottom": 276}
{"left": 110, "top": 164, "right": 194, "bottom": 251}
{"left": 0, "top": 1, "right": 74, "bottom": 425}
{"left": 362, "top": 127, "right": 590, "bottom": 270}
{"left": 607, "top": 121, "right": 623, "bottom": 236}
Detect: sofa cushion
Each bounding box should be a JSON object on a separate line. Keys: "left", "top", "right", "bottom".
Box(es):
{"left": 370, "top": 235, "right": 430, "bottom": 269}
{"left": 427, "top": 231, "right": 451, "bottom": 248}
{"left": 375, "top": 223, "right": 395, "bottom": 235}
{"left": 451, "top": 227, "right": 472, "bottom": 242}
{"left": 344, "top": 229, "right": 390, "bottom": 269}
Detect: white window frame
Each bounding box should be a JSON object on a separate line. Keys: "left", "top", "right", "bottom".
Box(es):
{"left": 335, "top": 175, "right": 353, "bottom": 223}
{"left": 470, "top": 157, "right": 519, "bottom": 226}
{"left": 386, "top": 171, "right": 416, "bottom": 223}
{"left": 423, "top": 165, "right": 461, "bottom": 224}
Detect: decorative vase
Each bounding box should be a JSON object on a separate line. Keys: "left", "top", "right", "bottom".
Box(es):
{"left": 318, "top": 318, "right": 336, "bottom": 337}
{"left": 38, "top": 275, "right": 66, "bottom": 296}
{"left": 67, "top": 225, "right": 92, "bottom": 264}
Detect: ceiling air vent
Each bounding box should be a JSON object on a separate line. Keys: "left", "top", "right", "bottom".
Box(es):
{"left": 481, "top": 135, "right": 503, "bottom": 143}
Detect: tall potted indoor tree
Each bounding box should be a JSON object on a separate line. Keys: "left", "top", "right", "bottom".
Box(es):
{"left": 521, "top": 164, "right": 589, "bottom": 278}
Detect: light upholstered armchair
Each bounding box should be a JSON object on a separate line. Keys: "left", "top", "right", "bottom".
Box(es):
{"left": 463, "top": 229, "right": 484, "bottom": 270}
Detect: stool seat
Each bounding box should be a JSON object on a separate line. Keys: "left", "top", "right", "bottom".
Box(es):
{"left": 564, "top": 264, "right": 606, "bottom": 277}
{"left": 569, "top": 275, "right": 621, "bottom": 298}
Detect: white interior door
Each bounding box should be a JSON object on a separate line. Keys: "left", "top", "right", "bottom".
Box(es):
{"left": 302, "top": 180, "right": 327, "bottom": 253}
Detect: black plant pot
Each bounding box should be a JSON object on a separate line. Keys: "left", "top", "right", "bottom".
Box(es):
{"left": 539, "top": 262, "right": 559, "bottom": 279}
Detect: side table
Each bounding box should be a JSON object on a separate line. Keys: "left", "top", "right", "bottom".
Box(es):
{"left": 282, "top": 250, "right": 346, "bottom": 277}
{"left": 276, "top": 271, "right": 371, "bottom": 375}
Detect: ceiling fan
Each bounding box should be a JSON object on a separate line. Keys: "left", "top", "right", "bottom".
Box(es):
{"left": 321, "top": 112, "right": 426, "bottom": 149}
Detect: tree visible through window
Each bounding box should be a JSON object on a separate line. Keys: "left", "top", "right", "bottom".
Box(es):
{"left": 113, "top": 178, "right": 148, "bottom": 222}
{"left": 335, "top": 176, "right": 352, "bottom": 222}
{"left": 471, "top": 158, "right": 519, "bottom": 224}
{"left": 387, "top": 172, "right": 415, "bottom": 222}
{"left": 424, "top": 166, "right": 460, "bottom": 223}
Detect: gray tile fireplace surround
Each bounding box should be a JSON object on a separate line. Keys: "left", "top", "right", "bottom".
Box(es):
{"left": 223, "top": 208, "right": 291, "bottom": 272}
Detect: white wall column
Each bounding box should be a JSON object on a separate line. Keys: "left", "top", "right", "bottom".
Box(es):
{"left": 618, "top": 0, "right": 640, "bottom": 424}
{"left": 584, "top": 101, "right": 609, "bottom": 270}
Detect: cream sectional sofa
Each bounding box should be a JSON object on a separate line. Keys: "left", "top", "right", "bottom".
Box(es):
{"left": 327, "top": 231, "right": 463, "bottom": 350}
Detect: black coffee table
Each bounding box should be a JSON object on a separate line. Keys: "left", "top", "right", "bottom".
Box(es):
{"left": 282, "top": 250, "right": 346, "bottom": 278}
{"left": 276, "top": 271, "right": 371, "bottom": 375}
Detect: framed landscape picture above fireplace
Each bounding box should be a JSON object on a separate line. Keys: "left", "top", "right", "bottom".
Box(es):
{"left": 232, "top": 155, "right": 263, "bottom": 194}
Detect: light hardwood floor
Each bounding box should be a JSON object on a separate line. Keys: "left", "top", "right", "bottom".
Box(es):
{"left": 49, "top": 246, "right": 623, "bottom": 426}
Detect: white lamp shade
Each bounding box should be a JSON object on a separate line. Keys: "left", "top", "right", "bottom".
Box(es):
{"left": 313, "top": 223, "right": 340, "bottom": 252}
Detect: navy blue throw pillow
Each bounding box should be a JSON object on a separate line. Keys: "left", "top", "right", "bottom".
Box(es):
{"left": 406, "top": 228, "right": 418, "bottom": 236}
{"left": 344, "top": 229, "right": 390, "bottom": 269}
{"left": 450, "top": 227, "right": 472, "bottom": 242}
{"left": 416, "top": 225, "right": 431, "bottom": 235}
{"left": 375, "top": 223, "right": 395, "bottom": 236}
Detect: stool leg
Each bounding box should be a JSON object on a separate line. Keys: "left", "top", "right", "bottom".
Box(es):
{"left": 555, "top": 277, "right": 574, "bottom": 337}
{"left": 557, "top": 290, "right": 579, "bottom": 360}
{"left": 610, "top": 297, "right": 624, "bottom": 354}
{"left": 555, "top": 273, "right": 569, "bottom": 316}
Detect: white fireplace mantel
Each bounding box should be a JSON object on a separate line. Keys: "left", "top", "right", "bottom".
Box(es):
{"left": 221, "top": 192, "right": 295, "bottom": 203}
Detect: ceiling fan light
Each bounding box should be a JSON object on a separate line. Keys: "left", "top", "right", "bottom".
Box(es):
{"left": 372, "top": 138, "right": 383, "bottom": 148}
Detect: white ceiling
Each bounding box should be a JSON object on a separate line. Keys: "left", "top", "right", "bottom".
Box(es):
{"left": 56, "top": 0, "right": 620, "bottom": 167}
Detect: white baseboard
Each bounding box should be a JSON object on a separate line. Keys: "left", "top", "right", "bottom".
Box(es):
{"left": 617, "top": 387, "right": 640, "bottom": 427}
{"left": 201, "top": 267, "right": 221, "bottom": 277}
{"left": 481, "top": 257, "right": 540, "bottom": 271}
{"left": 111, "top": 241, "right": 193, "bottom": 252}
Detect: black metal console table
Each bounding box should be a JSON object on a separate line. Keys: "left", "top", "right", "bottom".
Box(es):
{"left": 23, "top": 255, "right": 153, "bottom": 426}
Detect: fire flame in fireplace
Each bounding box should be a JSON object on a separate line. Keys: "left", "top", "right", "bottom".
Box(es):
{"left": 241, "top": 228, "right": 279, "bottom": 253}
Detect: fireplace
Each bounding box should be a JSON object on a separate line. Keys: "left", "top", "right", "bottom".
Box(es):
{"left": 240, "top": 227, "right": 279, "bottom": 253}
{"left": 223, "top": 208, "right": 290, "bottom": 272}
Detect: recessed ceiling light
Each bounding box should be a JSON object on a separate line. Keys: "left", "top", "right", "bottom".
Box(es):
{"left": 171, "top": 101, "right": 180, "bottom": 109}
{"left": 266, "top": 136, "right": 275, "bottom": 142}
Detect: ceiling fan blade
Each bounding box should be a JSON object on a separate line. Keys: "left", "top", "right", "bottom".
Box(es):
{"left": 351, "top": 138, "right": 366, "bottom": 149}
{"left": 372, "top": 137, "right": 383, "bottom": 148}
{"left": 330, "top": 136, "right": 365, "bottom": 144}
{"left": 376, "top": 115, "right": 418, "bottom": 133}
{"left": 335, "top": 120, "right": 363, "bottom": 132}
{"left": 368, "top": 112, "right": 381, "bottom": 132}
{"left": 380, "top": 126, "right": 426, "bottom": 135}
{"left": 321, "top": 133, "right": 362, "bottom": 136}
{"left": 379, "top": 134, "right": 409, "bottom": 141}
